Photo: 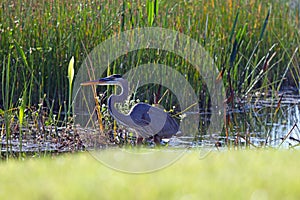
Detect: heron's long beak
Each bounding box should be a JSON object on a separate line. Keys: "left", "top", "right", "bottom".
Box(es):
{"left": 80, "top": 79, "right": 107, "bottom": 86}
{"left": 81, "top": 77, "right": 115, "bottom": 86}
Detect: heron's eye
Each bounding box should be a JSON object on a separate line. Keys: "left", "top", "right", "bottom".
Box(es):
{"left": 112, "top": 74, "right": 122, "bottom": 79}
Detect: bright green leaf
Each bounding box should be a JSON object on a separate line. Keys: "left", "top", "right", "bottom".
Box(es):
{"left": 68, "top": 56, "right": 75, "bottom": 89}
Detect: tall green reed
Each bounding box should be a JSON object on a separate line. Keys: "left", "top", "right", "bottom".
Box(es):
{"left": 2, "top": 53, "right": 12, "bottom": 158}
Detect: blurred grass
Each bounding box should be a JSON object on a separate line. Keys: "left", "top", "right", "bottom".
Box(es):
{"left": 0, "top": 150, "right": 300, "bottom": 199}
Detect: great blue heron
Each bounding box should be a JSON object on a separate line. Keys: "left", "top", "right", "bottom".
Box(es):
{"left": 81, "top": 74, "right": 180, "bottom": 144}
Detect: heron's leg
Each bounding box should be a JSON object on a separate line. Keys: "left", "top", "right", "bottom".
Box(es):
{"left": 154, "top": 135, "right": 162, "bottom": 145}
{"left": 136, "top": 136, "right": 143, "bottom": 145}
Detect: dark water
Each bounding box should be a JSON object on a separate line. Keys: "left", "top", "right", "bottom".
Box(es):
{"left": 168, "top": 92, "right": 300, "bottom": 149}
{"left": 225, "top": 93, "right": 300, "bottom": 149}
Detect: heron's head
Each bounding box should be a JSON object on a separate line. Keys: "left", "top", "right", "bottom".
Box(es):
{"left": 81, "top": 74, "right": 123, "bottom": 86}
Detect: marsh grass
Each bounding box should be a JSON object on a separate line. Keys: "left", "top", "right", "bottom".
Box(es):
{"left": 0, "top": 0, "right": 299, "bottom": 155}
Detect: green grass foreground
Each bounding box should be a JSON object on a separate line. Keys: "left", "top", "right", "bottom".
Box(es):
{"left": 0, "top": 150, "right": 299, "bottom": 199}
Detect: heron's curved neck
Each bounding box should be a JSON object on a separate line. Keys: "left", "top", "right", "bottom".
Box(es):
{"left": 107, "top": 79, "right": 132, "bottom": 125}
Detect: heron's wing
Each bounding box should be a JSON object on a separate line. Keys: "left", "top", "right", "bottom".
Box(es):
{"left": 157, "top": 113, "right": 179, "bottom": 138}
{"left": 129, "top": 103, "right": 152, "bottom": 126}
{"left": 130, "top": 103, "right": 179, "bottom": 138}
{"left": 140, "top": 105, "right": 179, "bottom": 138}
